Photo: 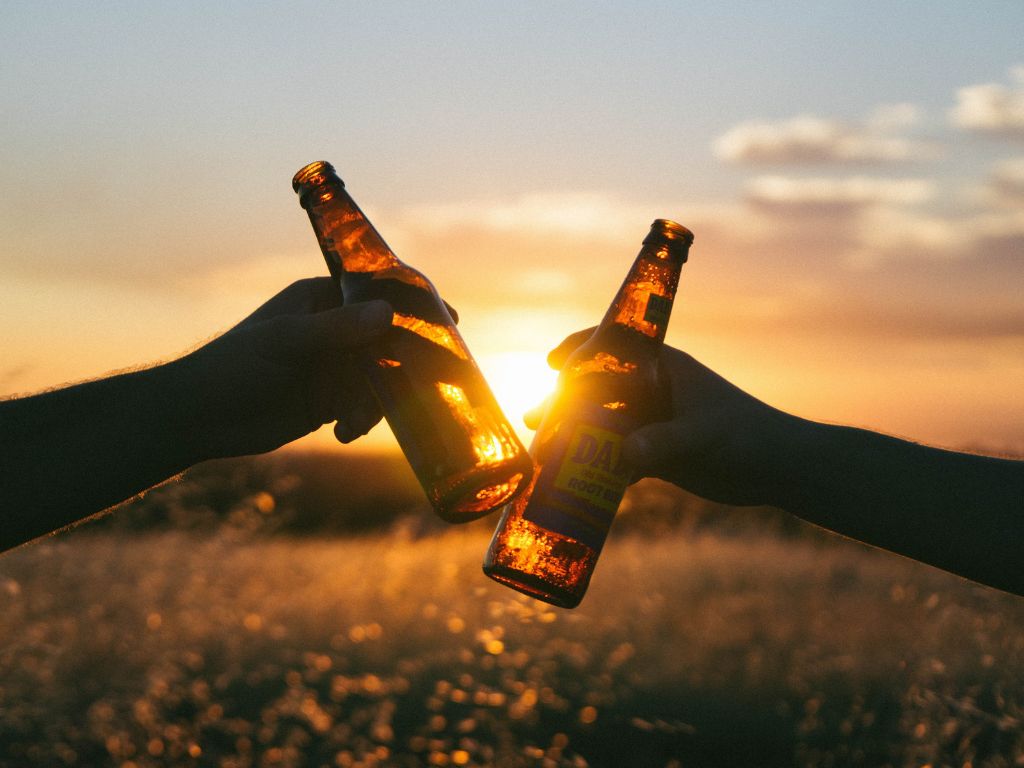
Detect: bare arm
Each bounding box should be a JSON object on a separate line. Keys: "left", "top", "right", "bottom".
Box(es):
{"left": 547, "top": 331, "right": 1024, "bottom": 596}
{"left": 0, "top": 278, "right": 391, "bottom": 552}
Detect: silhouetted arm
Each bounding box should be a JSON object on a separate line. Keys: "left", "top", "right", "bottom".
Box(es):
{"left": 774, "top": 419, "right": 1024, "bottom": 595}
{"left": 547, "top": 331, "right": 1024, "bottom": 596}
{"left": 0, "top": 278, "right": 392, "bottom": 553}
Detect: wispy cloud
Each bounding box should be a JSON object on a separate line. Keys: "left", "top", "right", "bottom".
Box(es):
{"left": 395, "top": 193, "right": 657, "bottom": 240}
{"left": 950, "top": 65, "right": 1024, "bottom": 140}
{"left": 388, "top": 191, "right": 720, "bottom": 295}
{"left": 987, "top": 157, "right": 1024, "bottom": 204}
{"left": 714, "top": 105, "right": 938, "bottom": 166}
{"left": 743, "top": 176, "right": 934, "bottom": 218}
{"left": 968, "top": 210, "right": 1024, "bottom": 262}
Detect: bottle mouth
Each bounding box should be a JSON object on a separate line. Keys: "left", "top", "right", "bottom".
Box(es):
{"left": 292, "top": 161, "right": 342, "bottom": 193}
{"left": 650, "top": 218, "right": 694, "bottom": 244}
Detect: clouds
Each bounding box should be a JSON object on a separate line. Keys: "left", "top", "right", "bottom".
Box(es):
{"left": 715, "top": 64, "right": 1024, "bottom": 172}
{"left": 713, "top": 106, "right": 938, "bottom": 166}
{"left": 710, "top": 65, "right": 1024, "bottom": 275}
{"left": 385, "top": 192, "right": 708, "bottom": 318}
{"left": 988, "top": 158, "right": 1024, "bottom": 204}
{"left": 950, "top": 66, "right": 1024, "bottom": 140}
{"left": 395, "top": 192, "right": 654, "bottom": 241}
{"left": 743, "top": 176, "right": 934, "bottom": 219}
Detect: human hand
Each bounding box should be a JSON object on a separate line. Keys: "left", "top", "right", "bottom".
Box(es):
{"left": 171, "top": 278, "right": 392, "bottom": 461}
{"left": 541, "top": 329, "right": 803, "bottom": 507}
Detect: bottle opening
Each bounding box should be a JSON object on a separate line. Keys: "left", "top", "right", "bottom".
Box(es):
{"left": 650, "top": 219, "right": 694, "bottom": 244}
{"left": 292, "top": 160, "right": 342, "bottom": 193}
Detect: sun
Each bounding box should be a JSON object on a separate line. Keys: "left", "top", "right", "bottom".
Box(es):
{"left": 478, "top": 351, "right": 560, "bottom": 442}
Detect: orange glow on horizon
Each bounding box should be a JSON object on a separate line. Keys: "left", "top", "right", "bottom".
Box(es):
{"left": 478, "top": 351, "right": 560, "bottom": 443}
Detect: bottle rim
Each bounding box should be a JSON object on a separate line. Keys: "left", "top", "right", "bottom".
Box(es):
{"left": 650, "top": 218, "right": 694, "bottom": 244}
{"left": 292, "top": 161, "right": 341, "bottom": 193}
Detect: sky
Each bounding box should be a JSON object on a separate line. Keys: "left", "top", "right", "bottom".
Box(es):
{"left": 2, "top": 1, "right": 1023, "bottom": 454}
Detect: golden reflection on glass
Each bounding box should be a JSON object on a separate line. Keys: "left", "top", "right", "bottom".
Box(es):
{"left": 319, "top": 212, "right": 398, "bottom": 273}
{"left": 611, "top": 252, "right": 680, "bottom": 338}
{"left": 394, "top": 314, "right": 470, "bottom": 360}
{"left": 472, "top": 473, "right": 522, "bottom": 506}
{"left": 613, "top": 282, "right": 663, "bottom": 335}
{"left": 435, "top": 382, "right": 517, "bottom": 468}
{"left": 340, "top": 222, "right": 372, "bottom": 254}
{"left": 488, "top": 514, "right": 595, "bottom": 589}
{"left": 296, "top": 160, "right": 533, "bottom": 522}
{"left": 568, "top": 351, "right": 637, "bottom": 377}
{"left": 602, "top": 401, "right": 627, "bottom": 410}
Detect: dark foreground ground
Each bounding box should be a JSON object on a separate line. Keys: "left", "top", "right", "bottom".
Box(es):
{"left": 2, "top": 453, "right": 1023, "bottom": 767}
{"left": 1, "top": 522, "right": 1022, "bottom": 767}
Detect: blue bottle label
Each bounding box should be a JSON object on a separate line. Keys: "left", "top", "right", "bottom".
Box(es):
{"left": 523, "top": 404, "right": 634, "bottom": 551}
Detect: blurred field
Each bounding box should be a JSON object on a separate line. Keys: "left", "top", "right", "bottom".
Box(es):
{"left": 1, "top": 455, "right": 1023, "bottom": 767}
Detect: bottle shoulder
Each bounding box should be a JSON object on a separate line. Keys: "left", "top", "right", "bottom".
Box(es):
{"left": 340, "top": 263, "right": 439, "bottom": 303}
{"left": 373, "top": 264, "right": 435, "bottom": 292}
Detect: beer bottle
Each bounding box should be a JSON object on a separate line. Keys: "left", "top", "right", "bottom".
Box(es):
{"left": 483, "top": 219, "right": 693, "bottom": 606}
{"left": 292, "top": 161, "right": 533, "bottom": 522}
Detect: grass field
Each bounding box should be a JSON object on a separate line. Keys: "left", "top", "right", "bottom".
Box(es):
{"left": 1, "top": 516, "right": 1022, "bottom": 767}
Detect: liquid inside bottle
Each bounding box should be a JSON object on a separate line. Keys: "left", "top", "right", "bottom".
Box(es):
{"left": 483, "top": 219, "right": 693, "bottom": 606}
{"left": 293, "top": 161, "right": 534, "bottom": 521}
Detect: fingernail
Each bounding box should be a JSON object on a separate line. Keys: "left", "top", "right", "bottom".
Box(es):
{"left": 359, "top": 300, "right": 393, "bottom": 334}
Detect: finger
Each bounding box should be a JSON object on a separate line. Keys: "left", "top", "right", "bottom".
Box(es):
{"left": 523, "top": 406, "right": 544, "bottom": 431}
{"left": 335, "top": 405, "right": 384, "bottom": 443}
{"left": 546, "top": 327, "right": 597, "bottom": 370}
{"left": 282, "top": 300, "right": 393, "bottom": 360}
{"left": 235, "top": 277, "right": 340, "bottom": 328}
{"left": 622, "top": 420, "right": 687, "bottom": 476}
{"left": 523, "top": 393, "right": 556, "bottom": 430}
{"left": 317, "top": 300, "right": 393, "bottom": 348}
{"left": 334, "top": 386, "right": 384, "bottom": 443}
{"left": 307, "top": 277, "right": 345, "bottom": 313}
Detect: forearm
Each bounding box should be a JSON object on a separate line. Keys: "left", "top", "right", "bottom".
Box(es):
{"left": 776, "top": 417, "right": 1024, "bottom": 595}
{"left": 0, "top": 362, "right": 200, "bottom": 551}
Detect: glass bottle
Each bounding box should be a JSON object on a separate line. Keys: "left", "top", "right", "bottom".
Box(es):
{"left": 293, "top": 161, "right": 533, "bottom": 522}
{"left": 483, "top": 219, "right": 693, "bottom": 605}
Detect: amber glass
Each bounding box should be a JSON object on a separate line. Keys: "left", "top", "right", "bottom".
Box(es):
{"left": 292, "top": 161, "right": 533, "bottom": 522}
{"left": 483, "top": 219, "right": 693, "bottom": 606}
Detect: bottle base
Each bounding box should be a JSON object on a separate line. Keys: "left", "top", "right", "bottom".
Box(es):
{"left": 481, "top": 563, "right": 582, "bottom": 609}
{"left": 432, "top": 466, "right": 530, "bottom": 524}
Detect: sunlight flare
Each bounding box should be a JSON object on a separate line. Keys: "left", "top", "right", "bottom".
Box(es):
{"left": 478, "top": 351, "right": 560, "bottom": 441}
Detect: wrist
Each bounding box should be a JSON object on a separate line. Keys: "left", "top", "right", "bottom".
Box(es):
{"left": 149, "top": 356, "right": 215, "bottom": 468}
{"left": 760, "top": 408, "right": 830, "bottom": 511}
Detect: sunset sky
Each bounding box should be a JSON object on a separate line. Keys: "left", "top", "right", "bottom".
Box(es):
{"left": 2, "top": 2, "right": 1023, "bottom": 454}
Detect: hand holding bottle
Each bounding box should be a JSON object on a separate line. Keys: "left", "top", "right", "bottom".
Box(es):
{"left": 174, "top": 277, "right": 394, "bottom": 461}
{"left": 543, "top": 331, "right": 799, "bottom": 508}
{"left": 544, "top": 333, "right": 1024, "bottom": 597}
{"left": 0, "top": 277, "right": 394, "bottom": 552}
{"left": 484, "top": 220, "right": 694, "bottom": 607}
{"left": 293, "top": 161, "right": 533, "bottom": 522}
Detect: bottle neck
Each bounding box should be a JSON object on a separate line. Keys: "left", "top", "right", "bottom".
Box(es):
{"left": 293, "top": 162, "right": 401, "bottom": 277}
{"left": 598, "top": 233, "right": 689, "bottom": 344}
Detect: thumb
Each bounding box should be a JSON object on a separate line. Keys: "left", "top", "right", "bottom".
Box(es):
{"left": 275, "top": 300, "right": 393, "bottom": 359}
{"left": 313, "top": 300, "right": 394, "bottom": 349}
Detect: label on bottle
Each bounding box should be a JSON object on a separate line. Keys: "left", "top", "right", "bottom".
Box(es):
{"left": 523, "top": 404, "right": 634, "bottom": 551}
{"left": 644, "top": 293, "right": 672, "bottom": 326}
